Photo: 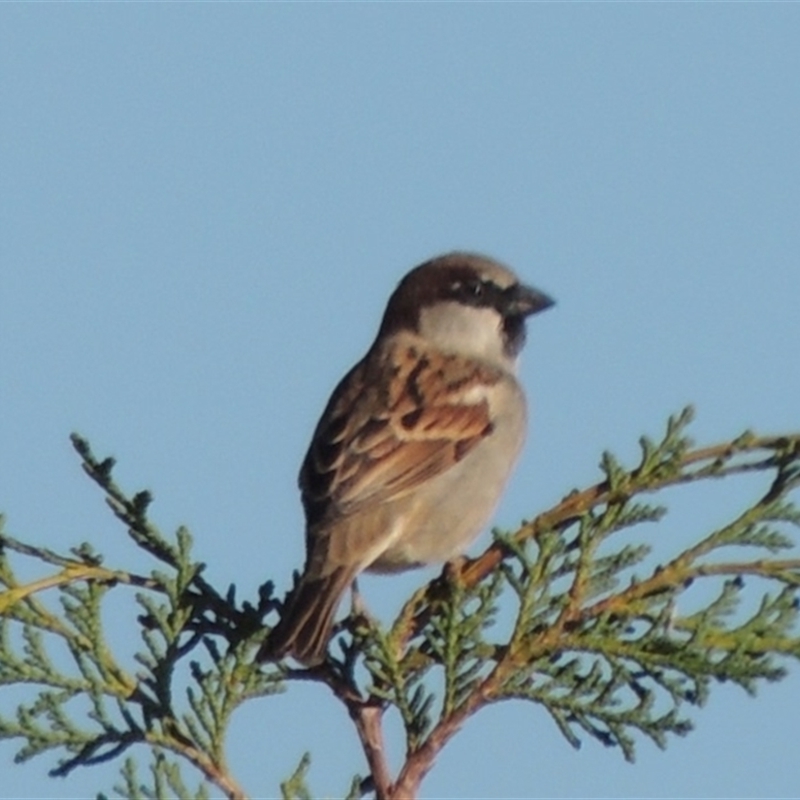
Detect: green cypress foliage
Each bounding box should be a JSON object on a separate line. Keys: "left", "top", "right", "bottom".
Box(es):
{"left": 1, "top": 409, "right": 799, "bottom": 798}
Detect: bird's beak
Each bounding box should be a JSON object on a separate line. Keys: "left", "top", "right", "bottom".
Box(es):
{"left": 504, "top": 283, "right": 556, "bottom": 317}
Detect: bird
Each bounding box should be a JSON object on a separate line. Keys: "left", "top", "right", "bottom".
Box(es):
{"left": 257, "top": 251, "right": 554, "bottom": 666}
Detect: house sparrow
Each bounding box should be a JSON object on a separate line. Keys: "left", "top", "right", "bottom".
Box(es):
{"left": 258, "top": 252, "right": 554, "bottom": 665}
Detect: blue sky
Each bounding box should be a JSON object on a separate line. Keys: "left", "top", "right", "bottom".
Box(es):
{"left": 2, "top": 5, "right": 799, "bottom": 799}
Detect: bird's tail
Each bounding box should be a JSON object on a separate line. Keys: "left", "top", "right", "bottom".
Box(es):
{"left": 257, "top": 568, "right": 353, "bottom": 666}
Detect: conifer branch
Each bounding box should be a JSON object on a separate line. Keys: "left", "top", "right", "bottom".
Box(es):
{"left": 333, "top": 408, "right": 800, "bottom": 796}
{"left": 0, "top": 408, "right": 798, "bottom": 799}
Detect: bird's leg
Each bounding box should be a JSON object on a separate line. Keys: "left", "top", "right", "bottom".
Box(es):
{"left": 420, "top": 556, "right": 470, "bottom": 611}
{"left": 442, "top": 555, "right": 470, "bottom": 587}
{"left": 334, "top": 578, "right": 378, "bottom": 639}
{"left": 350, "top": 577, "right": 369, "bottom": 618}
{"left": 349, "top": 578, "right": 381, "bottom": 627}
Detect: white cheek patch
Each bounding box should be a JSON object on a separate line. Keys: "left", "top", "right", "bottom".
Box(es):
{"left": 418, "top": 303, "right": 509, "bottom": 366}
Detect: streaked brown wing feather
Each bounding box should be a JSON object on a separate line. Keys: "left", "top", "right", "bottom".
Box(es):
{"left": 299, "top": 341, "right": 500, "bottom": 528}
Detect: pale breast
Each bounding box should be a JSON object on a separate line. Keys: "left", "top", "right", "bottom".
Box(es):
{"left": 367, "top": 374, "right": 527, "bottom": 572}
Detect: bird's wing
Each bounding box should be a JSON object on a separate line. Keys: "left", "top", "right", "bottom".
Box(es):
{"left": 299, "top": 340, "right": 502, "bottom": 528}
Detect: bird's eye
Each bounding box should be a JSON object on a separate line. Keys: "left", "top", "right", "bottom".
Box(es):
{"left": 452, "top": 279, "right": 484, "bottom": 296}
